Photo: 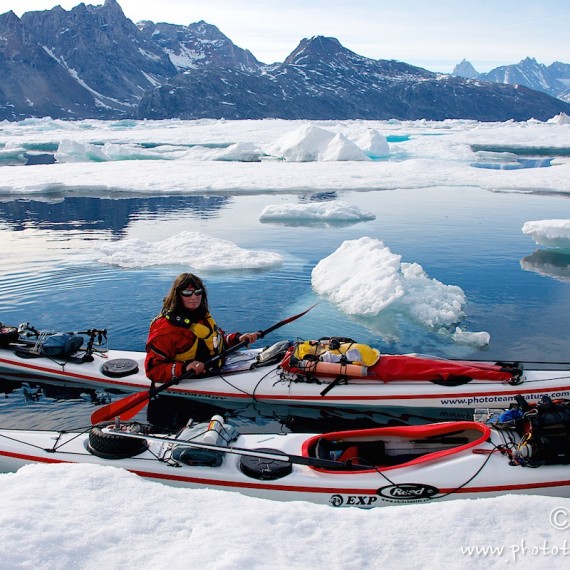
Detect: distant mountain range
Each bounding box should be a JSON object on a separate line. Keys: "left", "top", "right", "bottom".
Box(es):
{"left": 452, "top": 58, "right": 570, "bottom": 103}
{"left": 1, "top": 0, "right": 569, "bottom": 122}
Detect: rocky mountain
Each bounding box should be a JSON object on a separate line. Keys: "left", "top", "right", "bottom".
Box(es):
{"left": 137, "top": 20, "right": 262, "bottom": 72}
{"left": 452, "top": 57, "right": 570, "bottom": 103}
{"left": 0, "top": 10, "right": 99, "bottom": 120}
{"left": 2, "top": 0, "right": 570, "bottom": 122}
{"left": 20, "top": 0, "right": 177, "bottom": 115}
{"left": 452, "top": 59, "right": 481, "bottom": 80}
{"left": 138, "top": 36, "right": 570, "bottom": 121}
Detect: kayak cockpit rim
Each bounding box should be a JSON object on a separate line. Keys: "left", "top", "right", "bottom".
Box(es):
{"left": 303, "top": 421, "right": 491, "bottom": 473}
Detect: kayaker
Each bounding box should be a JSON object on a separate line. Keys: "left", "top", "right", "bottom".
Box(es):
{"left": 145, "top": 273, "right": 259, "bottom": 383}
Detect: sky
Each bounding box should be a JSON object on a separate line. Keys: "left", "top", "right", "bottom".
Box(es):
{"left": 8, "top": 0, "right": 570, "bottom": 73}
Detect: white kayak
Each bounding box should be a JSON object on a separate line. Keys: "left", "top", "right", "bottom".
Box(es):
{"left": 1, "top": 339, "right": 569, "bottom": 410}
{"left": 1, "top": 414, "right": 569, "bottom": 508}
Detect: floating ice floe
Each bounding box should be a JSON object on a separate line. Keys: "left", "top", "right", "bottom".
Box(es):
{"left": 311, "top": 237, "right": 405, "bottom": 315}
{"left": 312, "top": 237, "right": 487, "bottom": 344}
{"left": 522, "top": 219, "right": 570, "bottom": 250}
{"left": 451, "top": 327, "right": 491, "bottom": 347}
{"left": 397, "top": 262, "right": 466, "bottom": 329}
{"left": 94, "top": 231, "right": 283, "bottom": 270}
{"left": 259, "top": 200, "right": 375, "bottom": 224}
{"left": 264, "top": 124, "right": 371, "bottom": 162}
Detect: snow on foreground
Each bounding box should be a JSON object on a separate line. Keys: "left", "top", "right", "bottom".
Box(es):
{"left": 259, "top": 200, "right": 375, "bottom": 223}
{"left": 92, "top": 232, "right": 282, "bottom": 270}
{"left": 522, "top": 219, "right": 570, "bottom": 250}
{"left": 1, "top": 117, "right": 569, "bottom": 197}
{"left": 0, "top": 463, "right": 568, "bottom": 570}
{"left": 311, "top": 237, "right": 488, "bottom": 346}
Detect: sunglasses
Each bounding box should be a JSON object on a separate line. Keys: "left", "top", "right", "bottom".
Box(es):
{"left": 180, "top": 288, "right": 203, "bottom": 297}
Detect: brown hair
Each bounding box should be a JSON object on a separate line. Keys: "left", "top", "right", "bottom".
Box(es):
{"left": 160, "top": 273, "right": 209, "bottom": 316}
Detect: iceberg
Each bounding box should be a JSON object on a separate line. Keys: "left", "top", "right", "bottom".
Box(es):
{"left": 349, "top": 128, "right": 390, "bottom": 158}
{"left": 550, "top": 112, "right": 570, "bottom": 125}
{"left": 311, "top": 237, "right": 405, "bottom": 316}
{"left": 522, "top": 219, "right": 570, "bottom": 250}
{"left": 311, "top": 237, "right": 478, "bottom": 341}
{"left": 397, "top": 262, "right": 466, "bottom": 329}
{"left": 265, "top": 124, "right": 370, "bottom": 162}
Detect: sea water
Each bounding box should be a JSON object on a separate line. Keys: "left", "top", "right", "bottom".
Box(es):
{"left": 0, "top": 185, "right": 569, "bottom": 431}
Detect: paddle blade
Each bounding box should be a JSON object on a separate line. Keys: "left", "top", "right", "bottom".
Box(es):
{"left": 90, "top": 391, "right": 150, "bottom": 425}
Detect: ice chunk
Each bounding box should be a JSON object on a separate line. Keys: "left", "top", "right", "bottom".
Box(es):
{"left": 311, "top": 237, "right": 469, "bottom": 333}
{"left": 550, "top": 112, "right": 570, "bottom": 125}
{"left": 398, "top": 262, "right": 466, "bottom": 328}
{"left": 451, "top": 327, "right": 491, "bottom": 347}
{"left": 265, "top": 124, "right": 369, "bottom": 162}
{"left": 522, "top": 219, "right": 570, "bottom": 250}
{"left": 321, "top": 133, "right": 371, "bottom": 161}
{"left": 350, "top": 128, "right": 390, "bottom": 158}
{"left": 311, "top": 237, "right": 404, "bottom": 315}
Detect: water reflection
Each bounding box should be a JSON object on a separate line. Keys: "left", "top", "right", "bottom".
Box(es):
{"left": 0, "top": 376, "right": 472, "bottom": 434}
{"left": 471, "top": 157, "right": 553, "bottom": 170}
{"left": 146, "top": 393, "right": 473, "bottom": 434}
{"left": 299, "top": 191, "right": 339, "bottom": 202}
{"left": 0, "top": 195, "right": 231, "bottom": 236}
{"left": 1, "top": 187, "right": 570, "bottom": 430}
{"left": 470, "top": 144, "right": 570, "bottom": 157}
{"left": 0, "top": 377, "right": 115, "bottom": 430}
{"left": 520, "top": 249, "right": 570, "bottom": 282}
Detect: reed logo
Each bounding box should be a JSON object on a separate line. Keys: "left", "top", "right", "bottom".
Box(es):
{"left": 377, "top": 483, "right": 439, "bottom": 502}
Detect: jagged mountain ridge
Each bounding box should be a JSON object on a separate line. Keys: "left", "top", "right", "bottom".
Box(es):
{"left": 1, "top": 0, "right": 570, "bottom": 121}
{"left": 138, "top": 36, "right": 570, "bottom": 121}
{"left": 20, "top": 0, "right": 177, "bottom": 113}
{"left": 452, "top": 59, "right": 480, "bottom": 80}
{"left": 137, "top": 20, "right": 262, "bottom": 72}
{"left": 452, "top": 57, "right": 570, "bottom": 103}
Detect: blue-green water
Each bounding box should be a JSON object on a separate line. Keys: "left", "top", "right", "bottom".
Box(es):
{"left": 1, "top": 186, "right": 569, "bottom": 431}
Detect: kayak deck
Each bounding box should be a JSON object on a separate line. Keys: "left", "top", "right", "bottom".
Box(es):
{"left": 1, "top": 418, "right": 570, "bottom": 508}
{"left": 1, "top": 344, "right": 570, "bottom": 410}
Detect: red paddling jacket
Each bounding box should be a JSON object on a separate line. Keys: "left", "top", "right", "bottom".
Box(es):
{"left": 145, "top": 312, "right": 241, "bottom": 383}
